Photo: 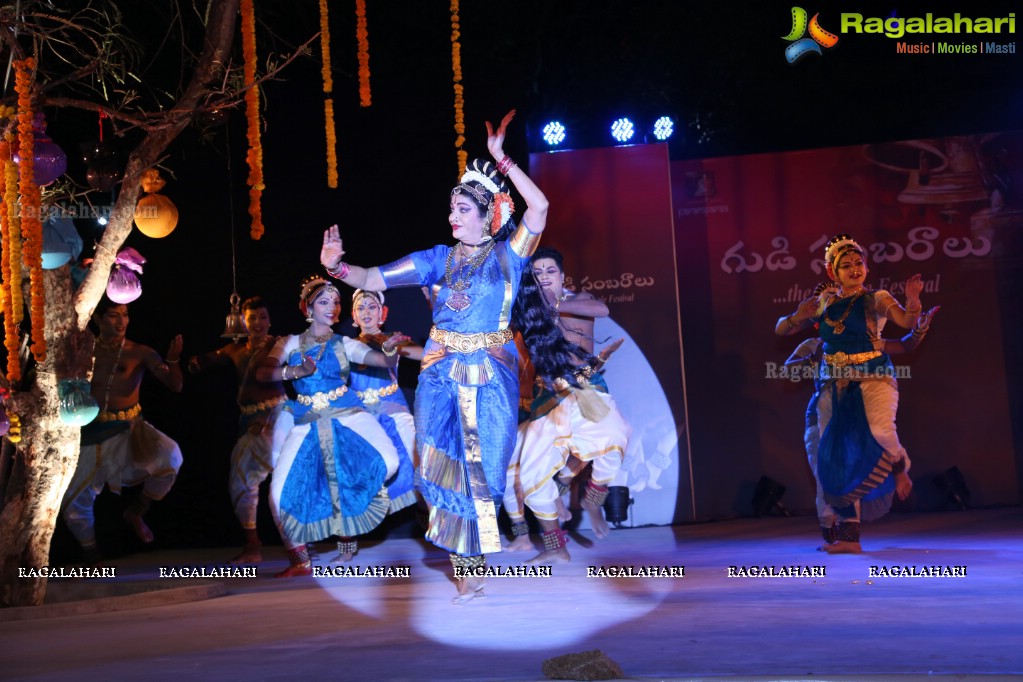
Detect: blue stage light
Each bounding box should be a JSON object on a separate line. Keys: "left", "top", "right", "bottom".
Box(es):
{"left": 610, "top": 118, "right": 634, "bottom": 144}
{"left": 542, "top": 121, "right": 567, "bottom": 146}
{"left": 652, "top": 116, "right": 674, "bottom": 141}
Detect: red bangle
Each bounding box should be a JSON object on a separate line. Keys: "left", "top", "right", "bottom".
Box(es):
{"left": 497, "top": 156, "right": 516, "bottom": 175}
{"left": 326, "top": 262, "right": 351, "bottom": 280}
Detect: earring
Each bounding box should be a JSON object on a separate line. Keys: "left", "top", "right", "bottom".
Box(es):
{"left": 305, "top": 315, "right": 314, "bottom": 324}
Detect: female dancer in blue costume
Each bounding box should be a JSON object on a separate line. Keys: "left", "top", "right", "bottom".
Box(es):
{"left": 784, "top": 304, "right": 938, "bottom": 551}
{"left": 320, "top": 111, "right": 550, "bottom": 602}
{"left": 257, "top": 277, "right": 408, "bottom": 577}
{"left": 348, "top": 288, "right": 423, "bottom": 514}
{"left": 776, "top": 235, "right": 920, "bottom": 553}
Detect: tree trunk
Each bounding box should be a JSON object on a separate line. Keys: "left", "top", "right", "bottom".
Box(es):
{"left": 0, "top": 268, "right": 80, "bottom": 607}
{"left": 0, "top": 0, "right": 241, "bottom": 608}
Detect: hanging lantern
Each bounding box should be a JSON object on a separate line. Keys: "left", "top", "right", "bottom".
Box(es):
{"left": 12, "top": 112, "right": 67, "bottom": 186}
{"left": 107, "top": 247, "right": 145, "bottom": 304}
{"left": 81, "top": 141, "right": 123, "bottom": 192}
{"left": 41, "top": 215, "right": 83, "bottom": 269}
{"left": 58, "top": 378, "right": 100, "bottom": 426}
{"left": 134, "top": 168, "right": 178, "bottom": 238}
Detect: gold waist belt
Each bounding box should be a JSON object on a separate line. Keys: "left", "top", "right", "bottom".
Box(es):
{"left": 239, "top": 395, "right": 286, "bottom": 416}
{"left": 98, "top": 403, "right": 143, "bottom": 423}
{"left": 824, "top": 350, "right": 882, "bottom": 367}
{"left": 357, "top": 382, "right": 399, "bottom": 406}
{"left": 429, "top": 326, "right": 513, "bottom": 354}
{"left": 296, "top": 386, "right": 348, "bottom": 411}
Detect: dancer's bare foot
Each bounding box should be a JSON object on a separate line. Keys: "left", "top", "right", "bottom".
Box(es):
{"left": 555, "top": 496, "right": 572, "bottom": 523}
{"left": 123, "top": 509, "right": 154, "bottom": 543}
{"left": 524, "top": 545, "right": 571, "bottom": 565}
{"left": 452, "top": 576, "right": 487, "bottom": 604}
{"left": 328, "top": 549, "right": 356, "bottom": 564}
{"left": 504, "top": 534, "right": 534, "bottom": 552}
{"left": 823, "top": 540, "right": 862, "bottom": 554}
{"left": 274, "top": 563, "right": 312, "bottom": 578}
{"left": 230, "top": 545, "right": 263, "bottom": 564}
{"left": 581, "top": 499, "right": 610, "bottom": 539}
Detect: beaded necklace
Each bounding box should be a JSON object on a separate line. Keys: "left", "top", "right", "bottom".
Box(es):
{"left": 97, "top": 337, "right": 125, "bottom": 413}
{"left": 444, "top": 240, "right": 496, "bottom": 312}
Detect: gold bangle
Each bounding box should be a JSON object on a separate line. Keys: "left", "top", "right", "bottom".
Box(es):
{"left": 282, "top": 365, "right": 290, "bottom": 381}
{"left": 784, "top": 316, "right": 798, "bottom": 329}
{"left": 382, "top": 345, "right": 398, "bottom": 357}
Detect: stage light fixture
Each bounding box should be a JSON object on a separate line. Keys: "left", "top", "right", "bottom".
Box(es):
{"left": 752, "top": 475, "right": 790, "bottom": 517}
{"left": 610, "top": 117, "right": 634, "bottom": 144}
{"left": 603, "top": 486, "right": 633, "bottom": 528}
{"left": 542, "top": 121, "right": 566, "bottom": 146}
{"left": 652, "top": 116, "right": 674, "bottom": 140}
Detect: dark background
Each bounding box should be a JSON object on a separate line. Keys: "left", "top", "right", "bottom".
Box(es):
{"left": 38, "top": 0, "right": 1022, "bottom": 559}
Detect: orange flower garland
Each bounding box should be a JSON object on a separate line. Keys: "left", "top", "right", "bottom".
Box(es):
{"left": 241, "top": 0, "right": 265, "bottom": 239}
{"left": 320, "top": 0, "right": 338, "bottom": 188}
{"left": 0, "top": 139, "right": 22, "bottom": 382}
{"left": 355, "top": 0, "right": 371, "bottom": 107}
{"left": 323, "top": 99, "right": 338, "bottom": 189}
{"left": 451, "top": 0, "right": 467, "bottom": 176}
{"left": 15, "top": 58, "right": 45, "bottom": 363}
{"left": 2, "top": 144, "right": 24, "bottom": 328}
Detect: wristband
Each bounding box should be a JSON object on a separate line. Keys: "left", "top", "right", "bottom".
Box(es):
{"left": 326, "top": 261, "right": 351, "bottom": 279}
{"left": 497, "top": 155, "right": 517, "bottom": 175}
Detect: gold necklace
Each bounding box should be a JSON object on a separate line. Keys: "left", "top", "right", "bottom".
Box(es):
{"left": 444, "top": 240, "right": 495, "bottom": 312}
{"left": 822, "top": 290, "right": 865, "bottom": 335}
{"left": 301, "top": 330, "right": 334, "bottom": 364}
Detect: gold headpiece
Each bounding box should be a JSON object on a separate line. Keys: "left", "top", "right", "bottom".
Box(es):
{"left": 824, "top": 234, "right": 865, "bottom": 267}
{"left": 299, "top": 276, "right": 340, "bottom": 316}
{"left": 352, "top": 289, "right": 384, "bottom": 306}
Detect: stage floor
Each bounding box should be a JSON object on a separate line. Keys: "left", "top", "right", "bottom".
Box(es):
{"left": 2, "top": 507, "right": 1022, "bottom": 681}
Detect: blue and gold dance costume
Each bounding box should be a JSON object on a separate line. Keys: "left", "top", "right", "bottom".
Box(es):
{"left": 350, "top": 333, "right": 418, "bottom": 512}
{"left": 815, "top": 291, "right": 901, "bottom": 522}
{"left": 379, "top": 225, "right": 540, "bottom": 556}
{"left": 275, "top": 334, "right": 392, "bottom": 543}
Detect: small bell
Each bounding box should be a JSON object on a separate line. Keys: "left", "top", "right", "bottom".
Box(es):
{"left": 221, "top": 292, "right": 248, "bottom": 342}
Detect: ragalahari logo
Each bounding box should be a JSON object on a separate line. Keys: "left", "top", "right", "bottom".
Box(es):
{"left": 782, "top": 7, "right": 839, "bottom": 63}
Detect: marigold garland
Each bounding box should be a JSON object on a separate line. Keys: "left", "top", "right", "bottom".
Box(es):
{"left": 15, "top": 58, "right": 45, "bottom": 363}
{"left": 319, "top": 0, "right": 338, "bottom": 188}
{"left": 1, "top": 142, "right": 24, "bottom": 326}
{"left": 324, "top": 99, "right": 338, "bottom": 188}
{"left": 355, "top": 0, "right": 371, "bottom": 107}
{"left": 451, "top": 0, "right": 466, "bottom": 177}
{"left": 241, "top": 0, "right": 265, "bottom": 239}
{"left": 0, "top": 140, "right": 22, "bottom": 382}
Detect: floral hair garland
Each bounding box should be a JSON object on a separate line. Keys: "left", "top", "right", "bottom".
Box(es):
{"left": 824, "top": 234, "right": 864, "bottom": 267}
{"left": 491, "top": 192, "right": 515, "bottom": 234}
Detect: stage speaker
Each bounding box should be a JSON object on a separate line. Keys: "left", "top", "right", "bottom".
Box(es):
{"left": 933, "top": 466, "right": 970, "bottom": 510}
{"left": 603, "top": 486, "right": 632, "bottom": 528}
{"left": 752, "top": 476, "right": 790, "bottom": 517}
